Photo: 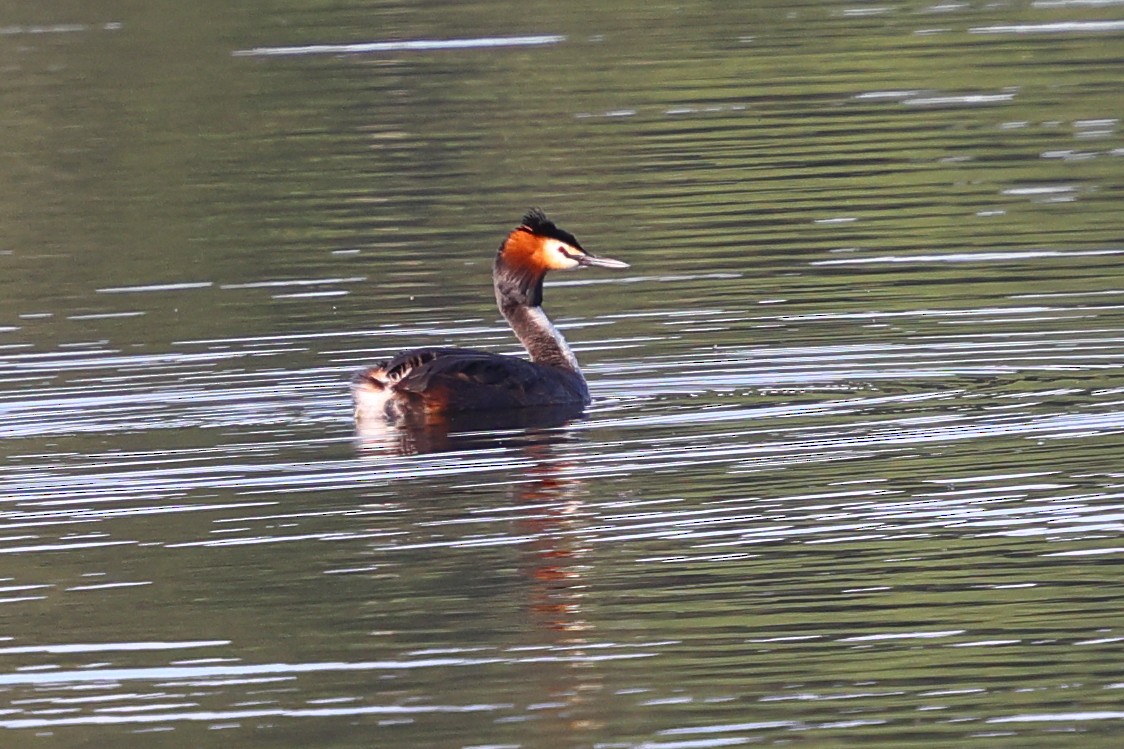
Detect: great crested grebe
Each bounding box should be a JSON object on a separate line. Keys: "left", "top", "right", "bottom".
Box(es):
{"left": 352, "top": 209, "right": 628, "bottom": 422}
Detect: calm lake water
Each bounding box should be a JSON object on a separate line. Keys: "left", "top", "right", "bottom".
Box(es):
{"left": 2, "top": 1, "right": 1124, "bottom": 747}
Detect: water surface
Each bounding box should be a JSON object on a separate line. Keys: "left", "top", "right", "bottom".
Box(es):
{"left": 1, "top": 1, "right": 1123, "bottom": 747}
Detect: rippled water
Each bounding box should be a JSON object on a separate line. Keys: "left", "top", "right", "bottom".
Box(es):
{"left": 2, "top": 1, "right": 1123, "bottom": 746}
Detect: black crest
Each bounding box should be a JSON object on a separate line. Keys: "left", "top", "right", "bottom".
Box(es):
{"left": 520, "top": 208, "right": 583, "bottom": 250}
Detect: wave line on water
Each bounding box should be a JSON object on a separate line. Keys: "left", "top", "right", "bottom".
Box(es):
{"left": 971, "top": 21, "right": 1124, "bottom": 34}
{"left": 0, "top": 640, "right": 228, "bottom": 655}
{"left": 0, "top": 702, "right": 505, "bottom": 729}
{"left": 96, "top": 282, "right": 213, "bottom": 294}
{"left": 232, "top": 35, "right": 566, "bottom": 58}
{"left": 0, "top": 651, "right": 654, "bottom": 687}
{"left": 813, "top": 248, "right": 1124, "bottom": 265}
{"left": 989, "top": 711, "right": 1124, "bottom": 723}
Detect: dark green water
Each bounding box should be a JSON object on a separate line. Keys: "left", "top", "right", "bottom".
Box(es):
{"left": 2, "top": 1, "right": 1123, "bottom": 747}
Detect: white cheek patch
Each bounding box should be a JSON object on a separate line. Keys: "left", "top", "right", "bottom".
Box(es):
{"left": 548, "top": 243, "right": 583, "bottom": 270}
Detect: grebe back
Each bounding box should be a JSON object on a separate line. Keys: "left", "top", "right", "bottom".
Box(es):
{"left": 352, "top": 209, "right": 628, "bottom": 422}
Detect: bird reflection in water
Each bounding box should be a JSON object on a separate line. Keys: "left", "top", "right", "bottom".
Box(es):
{"left": 501, "top": 435, "right": 609, "bottom": 735}
{"left": 354, "top": 407, "right": 609, "bottom": 734}
{"left": 353, "top": 401, "right": 585, "bottom": 455}
{"left": 510, "top": 440, "right": 609, "bottom": 736}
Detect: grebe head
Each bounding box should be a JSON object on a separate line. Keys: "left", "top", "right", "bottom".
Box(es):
{"left": 499, "top": 208, "right": 629, "bottom": 275}
{"left": 494, "top": 209, "right": 628, "bottom": 310}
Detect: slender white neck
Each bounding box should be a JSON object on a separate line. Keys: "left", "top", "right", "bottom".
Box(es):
{"left": 500, "top": 303, "right": 582, "bottom": 371}
{"left": 492, "top": 254, "right": 584, "bottom": 373}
